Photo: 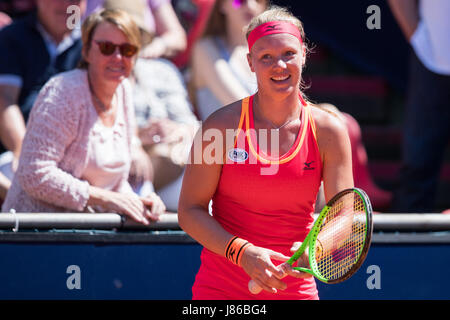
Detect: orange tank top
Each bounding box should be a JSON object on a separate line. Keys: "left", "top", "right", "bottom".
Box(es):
{"left": 192, "top": 95, "right": 323, "bottom": 300}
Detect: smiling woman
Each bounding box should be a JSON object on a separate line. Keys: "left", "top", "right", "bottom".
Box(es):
{"left": 178, "top": 5, "right": 353, "bottom": 300}
{"left": 2, "top": 9, "right": 166, "bottom": 224}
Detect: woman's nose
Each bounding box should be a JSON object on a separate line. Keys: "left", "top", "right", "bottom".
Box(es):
{"left": 275, "top": 58, "right": 287, "bottom": 69}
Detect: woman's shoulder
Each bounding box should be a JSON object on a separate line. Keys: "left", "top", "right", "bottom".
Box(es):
{"left": 309, "top": 102, "right": 349, "bottom": 150}
{"left": 310, "top": 103, "right": 346, "bottom": 132}
{"left": 41, "top": 69, "right": 88, "bottom": 100}
{"left": 30, "top": 69, "right": 88, "bottom": 121}
{"left": 201, "top": 99, "right": 243, "bottom": 132}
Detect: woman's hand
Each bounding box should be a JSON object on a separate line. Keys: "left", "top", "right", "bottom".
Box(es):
{"left": 87, "top": 187, "right": 165, "bottom": 225}
{"left": 138, "top": 118, "right": 185, "bottom": 147}
{"left": 244, "top": 242, "right": 312, "bottom": 294}
{"left": 129, "top": 145, "right": 153, "bottom": 187}
{"left": 140, "top": 192, "right": 166, "bottom": 221}
{"left": 279, "top": 242, "right": 313, "bottom": 279}
{"left": 240, "top": 245, "right": 291, "bottom": 294}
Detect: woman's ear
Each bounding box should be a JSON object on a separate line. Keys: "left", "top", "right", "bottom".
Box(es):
{"left": 247, "top": 53, "right": 255, "bottom": 72}
{"left": 301, "top": 45, "right": 306, "bottom": 66}
{"left": 82, "top": 45, "right": 90, "bottom": 65}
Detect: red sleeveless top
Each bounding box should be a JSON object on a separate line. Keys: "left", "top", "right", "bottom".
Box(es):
{"left": 192, "top": 95, "right": 323, "bottom": 300}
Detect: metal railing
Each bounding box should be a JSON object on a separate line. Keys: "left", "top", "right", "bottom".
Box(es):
{"left": 1, "top": 212, "right": 450, "bottom": 231}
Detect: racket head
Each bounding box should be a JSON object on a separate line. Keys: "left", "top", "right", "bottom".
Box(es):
{"left": 307, "top": 188, "right": 373, "bottom": 284}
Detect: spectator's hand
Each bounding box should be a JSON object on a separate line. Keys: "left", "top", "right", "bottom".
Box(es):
{"left": 0, "top": 12, "right": 12, "bottom": 29}
{"left": 138, "top": 118, "right": 184, "bottom": 146}
{"left": 129, "top": 145, "right": 153, "bottom": 187}
{"left": 88, "top": 187, "right": 162, "bottom": 225}
{"left": 140, "top": 192, "right": 166, "bottom": 221}
{"left": 139, "top": 37, "right": 167, "bottom": 59}
{"left": 240, "top": 245, "right": 291, "bottom": 294}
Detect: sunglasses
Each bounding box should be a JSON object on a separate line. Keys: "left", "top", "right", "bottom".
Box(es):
{"left": 94, "top": 41, "right": 138, "bottom": 58}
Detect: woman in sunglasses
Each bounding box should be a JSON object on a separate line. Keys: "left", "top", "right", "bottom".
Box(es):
{"left": 190, "top": 0, "right": 267, "bottom": 121}
{"left": 2, "top": 9, "right": 166, "bottom": 224}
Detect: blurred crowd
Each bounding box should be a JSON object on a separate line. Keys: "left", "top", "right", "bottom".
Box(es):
{"left": 0, "top": 0, "right": 448, "bottom": 218}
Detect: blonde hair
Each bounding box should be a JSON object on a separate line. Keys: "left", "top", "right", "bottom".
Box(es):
{"left": 245, "top": 5, "right": 307, "bottom": 48}
{"left": 78, "top": 9, "right": 142, "bottom": 69}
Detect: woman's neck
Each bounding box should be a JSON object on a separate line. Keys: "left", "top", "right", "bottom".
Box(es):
{"left": 253, "top": 91, "right": 301, "bottom": 127}
{"left": 87, "top": 71, "right": 117, "bottom": 111}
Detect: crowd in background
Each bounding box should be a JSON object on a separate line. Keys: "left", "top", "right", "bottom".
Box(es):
{"left": 0, "top": 0, "right": 449, "bottom": 217}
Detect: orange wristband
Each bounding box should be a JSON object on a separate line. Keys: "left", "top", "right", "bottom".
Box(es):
{"left": 225, "top": 236, "right": 253, "bottom": 266}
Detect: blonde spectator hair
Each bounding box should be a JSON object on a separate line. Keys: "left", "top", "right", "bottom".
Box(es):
{"left": 78, "top": 9, "right": 142, "bottom": 69}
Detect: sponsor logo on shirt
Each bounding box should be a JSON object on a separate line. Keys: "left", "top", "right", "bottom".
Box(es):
{"left": 228, "top": 148, "right": 248, "bottom": 163}
{"left": 303, "top": 161, "right": 315, "bottom": 170}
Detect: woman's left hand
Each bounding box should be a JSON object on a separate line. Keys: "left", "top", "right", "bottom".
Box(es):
{"left": 129, "top": 145, "right": 153, "bottom": 187}
{"left": 279, "top": 242, "right": 313, "bottom": 279}
{"left": 140, "top": 192, "right": 166, "bottom": 221}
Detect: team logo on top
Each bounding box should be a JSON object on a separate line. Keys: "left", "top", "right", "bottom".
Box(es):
{"left": 228, "top": 148, "right": 248, "bottom": 162}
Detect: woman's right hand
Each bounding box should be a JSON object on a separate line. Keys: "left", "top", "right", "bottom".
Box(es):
{"left": 87, "top": 186, "right": 156, "bottom": 225}
{"left": 240, "top": 245, "right": 291, "bottom": 294}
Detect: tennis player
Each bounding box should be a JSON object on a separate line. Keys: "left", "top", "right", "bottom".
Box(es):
{"left": 178, "top": 6, "right": 353, "bottom": 300}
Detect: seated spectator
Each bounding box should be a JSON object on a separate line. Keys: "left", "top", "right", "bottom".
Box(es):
{"left": 86, "top": 0, "right": 187, "bottom": 59}
{"left": 0, "top": 0, "right": 87, "bottom": 186}
{"left": 1, "top": 9, "right": 165, "bottom": 224}
{"left": 0, "top": 0, "right": 36, "bottom": 29}
{"left": 0, "top": 172, "right": 10, "bottom": 204}
{"left": 189, "top": 0, "right": 267, "bottom": 120}
{"left": 104, "top": 0, "right": 199, "bottom": 212}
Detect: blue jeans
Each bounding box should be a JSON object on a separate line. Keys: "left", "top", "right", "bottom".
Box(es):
{"left": 392, "top": 52, "right": 450, "bottom": 213}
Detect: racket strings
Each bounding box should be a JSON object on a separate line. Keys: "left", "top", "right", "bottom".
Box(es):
{"left": 313, "top": 192, "right": 367, "bottom": 281}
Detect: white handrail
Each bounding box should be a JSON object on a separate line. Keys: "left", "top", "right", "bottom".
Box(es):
{"left": 0, "top": 213, "right": 450, "bottom": 231}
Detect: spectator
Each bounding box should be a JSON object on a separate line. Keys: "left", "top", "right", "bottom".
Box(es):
{"left": 0, "top": 0, "right": 87, "bottom": 179}
{"left": 0, "top": 0, "right": 36, "bottom": 29}
{"left": 388, "top": 0, "right": 450, "bottom": 212}
{"left": 1, "top": 9, "right": 165, "bottom": 224}
{"left": 0, "top": 172, "right": 10, "bottom": 203}
{"left": 189, "top": 0, "right": 267, "bottom": 120}
{"left": 103, "top": 0, "right": 199, "bottom": 212}
{"left": 86, "top": 0, "right": 187, "bottom": 59}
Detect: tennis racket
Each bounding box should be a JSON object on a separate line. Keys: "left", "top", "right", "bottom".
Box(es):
{"left": 248, "top": 187, "right": 373, "bottom": 294}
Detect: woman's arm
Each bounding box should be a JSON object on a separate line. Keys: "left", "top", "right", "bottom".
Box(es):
{"left": 141, "top": 1, "right": 187, "bottom": 58}
{"left": 15, "top": 80, "right": 91, "bottom": 211}
{"left": 314, "top": 107, "right": 354, "bottom": 202}
{"left": 387, "top": 0, "right": 419, "bottom": 41}
{"left": 191, "top": 39, "right": 252, "bottom": 107}
{"left": 0, "top": 172, "right": 10, "bottom": 201}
